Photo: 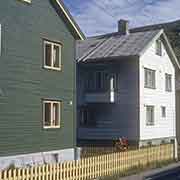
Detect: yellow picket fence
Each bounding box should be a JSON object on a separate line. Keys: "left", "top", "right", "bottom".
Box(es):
{"left": 0, "top": 144, "right": 174, "bottom": 180}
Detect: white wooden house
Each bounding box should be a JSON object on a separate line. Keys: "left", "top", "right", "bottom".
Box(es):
{"left": 76, "top": 20, "right": 180, "bottom": 147}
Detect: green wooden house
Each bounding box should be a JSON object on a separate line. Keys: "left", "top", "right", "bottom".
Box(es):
{"left": 0, "top": 0, "right": 84, "bottom": 169}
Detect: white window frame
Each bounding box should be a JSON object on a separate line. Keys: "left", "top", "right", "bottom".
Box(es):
{"left": 144, "top": 68, "right": 156, "bottom": 89}
{"left": 165, "top": 73, "right": 172, "bottom": 92}
{"left": 43, "top": 100, "right": 61, "bottom": 129}
{"left": 156, "top": 39, "right": 162, "bottom": 56}
{"left": 44, "top": 40, "right": 62, "bottom": 71}
{"left": 146, "top": 105, "right": 155, "bottom": 126}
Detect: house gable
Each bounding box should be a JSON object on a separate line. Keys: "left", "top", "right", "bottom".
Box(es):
{"left": 0, "top": 0, "right": 77, "bottom": 156}
{"left": 139, "top": 30, "right": 180, "bottom": 71}
{"left": 139, "top": 34, "right": 176, "bottom": 140}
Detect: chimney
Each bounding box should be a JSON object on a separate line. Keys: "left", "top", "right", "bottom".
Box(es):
{"left": 118, "top": 19, "right": 129, "bottom": 35}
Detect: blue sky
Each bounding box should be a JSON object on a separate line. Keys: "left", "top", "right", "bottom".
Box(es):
{"left": 63, "top": 0, "right": 180, "bottom": 36}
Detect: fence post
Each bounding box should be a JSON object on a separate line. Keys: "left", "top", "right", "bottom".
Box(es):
{"left": 174, "top": 138, "right": 178, "bottom": 161}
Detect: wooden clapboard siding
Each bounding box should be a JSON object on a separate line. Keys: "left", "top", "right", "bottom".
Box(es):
{"left": 0, "top": 0, "right": 76, "bottom": 156}
{"left": 140, "top": 38, "right": 176, "bottom": 140}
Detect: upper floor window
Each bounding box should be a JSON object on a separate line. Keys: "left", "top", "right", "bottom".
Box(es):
{"left": 44, "top": 40, "right": 62, "bottom": 71}
{"left": 43, "top": 100, "right": 61, "bottom": 129}
{"left": 146, "top": 105, "right": 154, "bottom": 126}
{"left": 165, "top": 73, "right": 172, "bottom": 92}
{"left": 144, "top": 68, "right": 156, "bottom": 89}
{"left": 156, "top": 39, "right": 162, "bottom": 56}
{"left": 161, "top": 106, "right": 166, "bottom": 118}
{"left": 86, "top": 72, "right": 118, "bottom": 92}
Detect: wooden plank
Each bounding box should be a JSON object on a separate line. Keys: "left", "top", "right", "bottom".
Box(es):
{"left": 8, "top": 169, "right": 12, "bottom": 180}
{"left": 59, "top": 163, "right": 63, "bottom": 180}
{"left": 0, "top": 171, "right": 2, "bottom": 180}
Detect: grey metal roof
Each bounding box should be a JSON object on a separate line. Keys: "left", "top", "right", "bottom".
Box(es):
{"left": 76, "top": 30, "right": 162, "bottom": 62}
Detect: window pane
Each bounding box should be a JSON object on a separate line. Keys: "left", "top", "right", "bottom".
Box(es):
{"left": 53, "top": 45, "right": 60, "bottom": 68}
{"left": 161, "top": 106, "right": 166, "bottom": 118}
{"left": 80, "top": 109, "right": 88, "bottom": 126}
{"left": 146, "top": 106, "right": 154, "bottom": 126}
{"left": 96, "top": 72, "right": 103, "bottom": 90}
{"left": 145, "top": 68, "right": 155, "bottom": 88}
{"left": 156, "top": 40, "right": 162, "bottom": 56}
{"left": 86, "top": 72, "right": 95, "bottom": 91}
{"left": 166, "top": 74, "right": 172, "bottom": 92}
{"left": 53, "top": 103, "right": 60, "bottom": 126}
{"left": 45, "top": 43, "right": 52, "bottom": 67}
{"left": 44, "top": 103, "right": 51, "bottom": 126}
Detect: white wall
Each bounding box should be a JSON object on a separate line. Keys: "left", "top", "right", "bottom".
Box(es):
{"left": 139, "top": 38, "right": 176, "bottom": 140}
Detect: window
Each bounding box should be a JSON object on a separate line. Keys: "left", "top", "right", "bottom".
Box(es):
{"left": 79, "top": 107, "right": 96, "bottom": 127}
{"left": 80, "top": 109, "right": 89, "bottom": 126}
{"left": 156, "top": 39, "right": 162, "bottom": 56}
{"left": 144, "top": 68, "right": 156, "bottom": 89}
{"left": 161, "top": 106, "right": 166, "bottom": 118}
{"left": 86, "top": 72, "right": 118, "bottom": 91}
{"left": 165, "top": 74, "right": 172, "bottom": 92}
{"left": 146, "top": 106, "right": 154, "bottom": 126}
{"left": 44, "top": 40, "right": 62, "bottom": 70}
{"left": 43, "top": 100, "right": 61, "bottom": 128}
{"left": 95, "top": 72, "right": 104, "bottom": 90}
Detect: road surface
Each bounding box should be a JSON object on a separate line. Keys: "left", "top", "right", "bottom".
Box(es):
{"left": 145, "top": 167, "right": 180, "bottom": 180}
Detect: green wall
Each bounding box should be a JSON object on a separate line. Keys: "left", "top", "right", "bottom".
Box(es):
{"left": 0, "top": 0, "right": 76, "bottom": 156}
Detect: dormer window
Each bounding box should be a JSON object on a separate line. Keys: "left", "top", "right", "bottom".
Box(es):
{"left": 156, "top": 39, "right": 162, "bottom": 56}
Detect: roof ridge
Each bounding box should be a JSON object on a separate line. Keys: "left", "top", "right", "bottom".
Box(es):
{"left": 88, "top": 29, "right": 161, "bottom": 40}
{"left": 130, "top": 19, "right": 180, "bottom": 33}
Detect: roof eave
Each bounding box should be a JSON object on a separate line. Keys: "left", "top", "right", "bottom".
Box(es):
{"left": 139, "top": 29, "right": 180, "bottom": 71}
{"left": 78, "top": 55, "right": 139, "bottom": 64}
{"left": 162, "top": 33, "right": 180, "bottom": 70}
{"left": 139, "top": 29, "right": 164, "bottom": 57}
{"left": 54, "top": 0, "right": 85, "bottom": 40}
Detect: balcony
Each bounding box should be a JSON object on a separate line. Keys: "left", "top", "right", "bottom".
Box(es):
{"left": 85, "top": 90, "right": 117, "bottom": 103}
{"left": 84, "top": 72, "right": 118, "bottom": 103}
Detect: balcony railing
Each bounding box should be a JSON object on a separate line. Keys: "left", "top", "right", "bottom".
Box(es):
{"left": 85, "top": 89, "right": 116, "bottom": 103}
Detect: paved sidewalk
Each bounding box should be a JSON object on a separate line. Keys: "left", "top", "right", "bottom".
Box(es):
{"left": 120, "top": 162, "right": 180, "bottom": 180}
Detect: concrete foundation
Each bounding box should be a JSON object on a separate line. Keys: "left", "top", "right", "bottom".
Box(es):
{"left": 0, "top": 148, "right": 75, "bottom": 170}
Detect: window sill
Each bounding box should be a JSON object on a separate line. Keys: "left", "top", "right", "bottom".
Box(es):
{"left": 18, "top": 0, "right": 31, "bottom": 4}
{"left": 144, "top": 86, "right": 156, "bottom": 90}
{"left": 146, "top": 124, "right": 155, "bottom": 126}
{"left": 43, "top": 126, "right": 61, "bottom": 129}
{"left": 156, "top": 53, "right": 162, "bottom": 57}
{"left": 165, "top": 90, "right": 172, "bottom": 92}
{"left": 43, "top": 66, "right": 62, "bottom": 71}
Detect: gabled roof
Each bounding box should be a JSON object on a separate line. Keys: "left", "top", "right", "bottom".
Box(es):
{"left": 76, "top": 29, "right": 180, "bottom": 70}
{"left": 76, "top": 30, "right": 160, "bottom": 62}
{"left": 51, "top": 0, "right": 85, "bottom": 40}
{"left": 131, "top": 19, "right": 180, "bottom": 63}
